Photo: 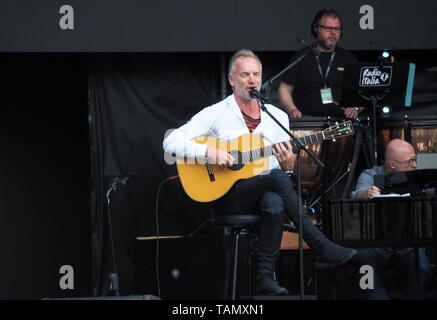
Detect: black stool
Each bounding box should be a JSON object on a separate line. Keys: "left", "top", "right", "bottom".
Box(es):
{"left": 212, "top": 214, "right": 261, "bottom": 300}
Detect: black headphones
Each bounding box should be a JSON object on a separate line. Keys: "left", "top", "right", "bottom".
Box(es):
{"left": 310, "top": 9, "right": 343, "bottom": 38}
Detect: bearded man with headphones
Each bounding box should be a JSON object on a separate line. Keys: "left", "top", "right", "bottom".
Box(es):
{"left": 278, "top": 9, "right": 361, "bottom": 119}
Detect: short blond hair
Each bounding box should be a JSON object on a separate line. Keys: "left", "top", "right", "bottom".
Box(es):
{"left": 228, "top": 49, "right": 262, "bottom": 76}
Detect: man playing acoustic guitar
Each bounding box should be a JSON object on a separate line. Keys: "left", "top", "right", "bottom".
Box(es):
{"left": 163, "top": 49, "right": 356, "bottom": 296}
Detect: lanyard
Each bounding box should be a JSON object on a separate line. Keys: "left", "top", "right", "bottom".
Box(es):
{"left": 315, "top": 51, "right": 336, "bottom": 88}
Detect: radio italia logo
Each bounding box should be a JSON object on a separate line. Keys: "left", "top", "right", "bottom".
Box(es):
{"left": 359, "top": 66, "right": 392, "bottom": 86}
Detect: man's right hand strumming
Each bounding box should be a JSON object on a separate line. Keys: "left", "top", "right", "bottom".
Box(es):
{"left": 205, "top": 146, "right": 235, "bottom": 168}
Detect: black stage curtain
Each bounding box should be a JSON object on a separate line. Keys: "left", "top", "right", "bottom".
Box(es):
{"left": 88, "top": 53, "right": 223, "bottom": 296}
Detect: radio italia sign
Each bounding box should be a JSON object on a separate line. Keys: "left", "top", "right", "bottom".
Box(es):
{"left": 359, "top": 66, "right": 393, "bottom": 87}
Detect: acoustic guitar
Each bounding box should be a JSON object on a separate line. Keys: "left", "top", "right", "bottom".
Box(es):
{"left": 176, "top": 121, "right": 354, "bottom": 202}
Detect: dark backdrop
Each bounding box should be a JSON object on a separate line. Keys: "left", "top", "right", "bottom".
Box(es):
{"left": 0, "top": 53, "right": 91, "bottom": 299}
{"left": 2, "top": 0, "right": 437, "bottom": 52}
{"left": 88, "top": 53, "right": 223, "bottom": 295}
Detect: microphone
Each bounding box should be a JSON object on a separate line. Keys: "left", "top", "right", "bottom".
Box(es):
{"left": 249, "top": 89, "right": 268, "bottom": 104}
{"left": 111, "top": 176, "right": 130, "bottom": 186}
{"left": 106, "top": 176, "right": 130, "bottom": 201}
{"left": 297, "top": 38, "right": 321, "bottom": 56}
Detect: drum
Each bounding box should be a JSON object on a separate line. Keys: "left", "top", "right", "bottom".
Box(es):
{"left": 378, "top": 116, "right": 437, "bottom": 158}
{"left": 289, "top": 117, "right": 352, "bottom": 199}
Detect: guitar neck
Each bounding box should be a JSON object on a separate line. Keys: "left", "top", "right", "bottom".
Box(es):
{"left": 242, "top": 130, "right": 325, "bottom": 163}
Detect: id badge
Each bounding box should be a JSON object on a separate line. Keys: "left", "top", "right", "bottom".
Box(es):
{"left": 320, "top": 88, "right": 333, "bottom": 104}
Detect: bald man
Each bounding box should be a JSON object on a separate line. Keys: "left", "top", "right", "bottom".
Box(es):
{"left": 352, "top": 139, "right": 417, "bottom": 200}
{"left": 351, "top": 139, "right": 432, "bottom": 299}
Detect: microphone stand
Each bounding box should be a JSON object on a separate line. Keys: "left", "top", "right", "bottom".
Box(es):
{"left": 105, "top": 179, "right": 123, "bottom": 296}
{"left": 255, "top": 95, "right": 324, "bottom": 300}
{"left": 261, "top": 53, "right": 309, "bottom": 99}
{"left": 308, "top": 163, "right": 352, "bottom": 209}
{"left": 261, "top": 44, "right": 319, "bottom": 98}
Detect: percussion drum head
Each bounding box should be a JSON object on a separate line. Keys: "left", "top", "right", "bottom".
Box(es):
{"left": 289, "top": 117, "right": 352, "bottom": 202}
{"left": 378, "top": 116, "right": 437, "bottom": 162}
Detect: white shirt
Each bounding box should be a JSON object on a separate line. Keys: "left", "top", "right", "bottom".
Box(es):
{"left": 163, "top": 94, "right": 290, "bottom": 170}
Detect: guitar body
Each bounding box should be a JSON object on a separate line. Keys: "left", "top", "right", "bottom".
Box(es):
{"left": 176, "top": 134, "right": 269, "bottom": 202}
{"left": 174, "top": 121, "right": 354, "bottom": 203}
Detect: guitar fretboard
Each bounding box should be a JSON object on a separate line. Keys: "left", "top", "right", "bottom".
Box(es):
{"left": 239, "top": 131, "right": 325, "bottom": 164}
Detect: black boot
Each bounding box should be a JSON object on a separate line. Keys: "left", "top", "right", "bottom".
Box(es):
{"left": 316, "top": 240, "right": 357, "bottom": 266}
{"left": 256, "top": 273, "right": 289, "bottom": 296}
{"left": 255, "top": 213, "right": 289, "bottom": 296}
{"left": 257, "top": 170, "right": 357, "bottom": 267}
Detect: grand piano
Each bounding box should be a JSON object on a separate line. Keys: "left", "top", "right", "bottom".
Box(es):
{"left": 323, "top": 169, "right": 437, "bottom": 247}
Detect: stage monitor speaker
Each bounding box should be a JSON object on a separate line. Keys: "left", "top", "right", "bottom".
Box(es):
{"left": 130, "top": 235, "right": 229, "bottom": 300}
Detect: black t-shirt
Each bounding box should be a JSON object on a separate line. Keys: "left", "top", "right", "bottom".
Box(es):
{"left": 281, "top": 46, "right": 358, "bottom": 117}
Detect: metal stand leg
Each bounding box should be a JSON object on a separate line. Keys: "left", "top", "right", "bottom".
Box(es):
{"left": 231, "top": 231, "right": 240, "bottom": 300}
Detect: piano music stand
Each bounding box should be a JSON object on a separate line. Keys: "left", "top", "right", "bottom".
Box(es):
{"left": 381, "top": 169, "right": 437, "bottom": 196}
{"left": 340, "top": 62, "right": 416, "bottom": 166}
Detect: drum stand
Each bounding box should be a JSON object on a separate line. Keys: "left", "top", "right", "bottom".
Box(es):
{"left": 338, "top": 91, "right": 387, "bottom": 198}
{"left": 341, "top": 119, "right": 375, "bottom": 199}
{"left": 361, "top": 93, "right": 387, "bottom": 167}
{"left": 253, "top": 94, "right": 325, "bottom": 300}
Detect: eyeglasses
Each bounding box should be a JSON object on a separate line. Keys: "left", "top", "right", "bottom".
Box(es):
{"left": 318, "top": 25, "right": 342, "bottom": 33}
{"left": 394, "top": 157, "right": 417, "bottom": 167}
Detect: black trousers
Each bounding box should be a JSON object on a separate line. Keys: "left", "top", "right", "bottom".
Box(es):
{"left": 213, "top": 169, "right": 327, "bottom": 274}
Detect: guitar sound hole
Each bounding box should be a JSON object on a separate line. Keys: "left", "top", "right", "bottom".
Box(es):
{"left": 228, "top": 163, "right": 243, "bottom": 171}
{"left": 228, "top": 150, "right": 243, "bottom": 171}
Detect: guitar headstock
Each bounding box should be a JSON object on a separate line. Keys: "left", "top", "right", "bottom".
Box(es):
{"left": 323, "top": 121, "right": 355, "bottom": 140}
